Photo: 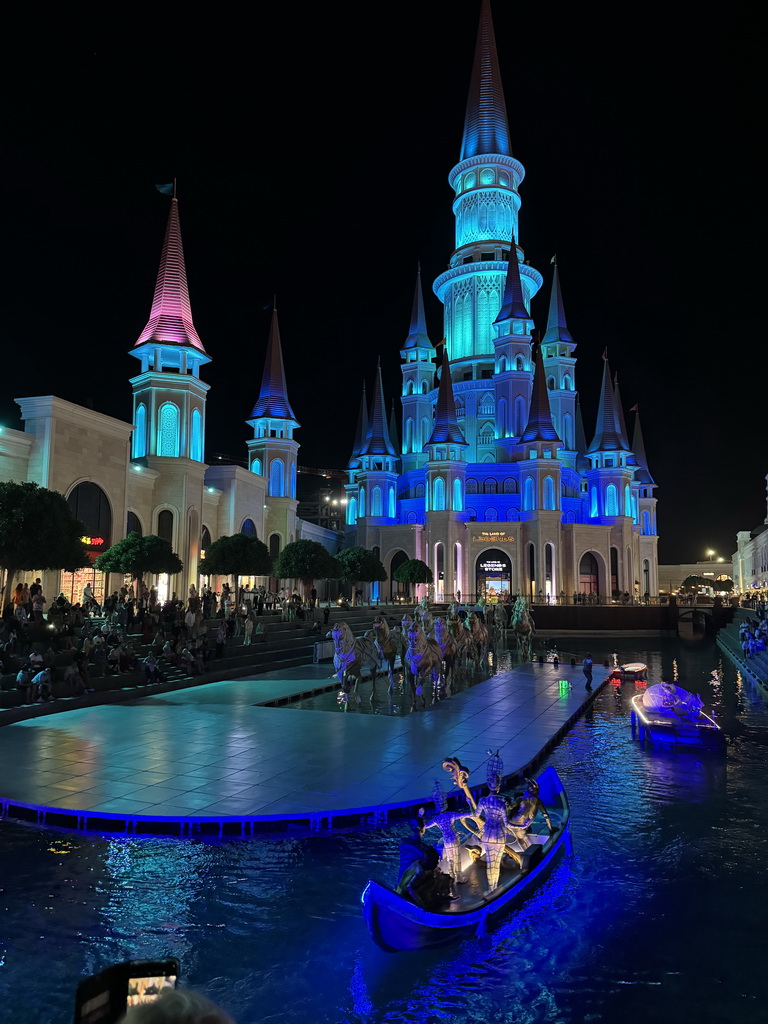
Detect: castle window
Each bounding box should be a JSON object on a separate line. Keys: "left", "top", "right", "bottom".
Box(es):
{"left": 606, "top": 484, "right": 619, "bottom": 516}
{"left": 190, "top": 408, "right": 203, "bottom": 462}
{"left": 466, "top": 479, "right": 477, "bottom": 494}
{"left": 433, "top": 477, "right": 445, "bottom": 510}
{"left": 269, "top": 459, "right": 285, "bottom": 497}
{"left": 453, "top": 477, "right": 463, "bottom": 511}
{"left": 523, "top": 478, "right": 535, "bottom": 511}
{"left": 157, "top": 402, "right": 180, "bottom": 457}
{"left": 544, "top": 476, "right": 556, "bottom": 510}
{"left": 133, "top": 403, "right": 147, "bottom": 458}
{"left": 483, "top": 479, "right": 497, "bottom": 494}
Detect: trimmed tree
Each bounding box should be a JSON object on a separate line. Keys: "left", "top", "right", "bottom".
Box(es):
{"left": 335, "top": 546, "right": 387, "bottom": 606}
{"left": 95, "top": 532, "right": 183, "bottom": 587}
{"left": 272, "top": 539, "right": 339, "bottom": 601}
{"left": 199, "top": 534, "right": 272, "bottom": 582}
{"left": 0, "top": 481, "right": 89, "bottom": 608}
{"left": 393, "top": 558, "right": 433, "bottom": 602}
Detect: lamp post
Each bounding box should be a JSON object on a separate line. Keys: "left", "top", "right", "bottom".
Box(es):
{"left": 706, "top": 549, "right": 715, "bottom": 562}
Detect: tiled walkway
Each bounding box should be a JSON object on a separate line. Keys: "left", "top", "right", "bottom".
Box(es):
{"left": 0, "top": 661, "right": 601, "bottom": 831}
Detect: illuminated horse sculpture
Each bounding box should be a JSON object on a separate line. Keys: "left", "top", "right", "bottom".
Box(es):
{"left": 491, "top": 602, "right": 508, "bottom": 641}
{"left": 431, "top": 616, "right": 458, "bottom": 685}
{"left": 468, "top": 612, "right": 490, "bottom": 666}
{"left": 510, "top": 596, "right": 536, "bottom": 660}
{"left": 405, "top": 624, "right": 445, "bottom": 706}
{"left": 331, "top": 621, "right": 381, "bottom": 703}
{"left": 448, "top": 615, "right": 474, "bottom": 668}
{"left": 371, "top": 614, "right": 407, "bottom": 690}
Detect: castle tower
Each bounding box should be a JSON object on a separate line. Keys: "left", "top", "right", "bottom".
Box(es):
{"left": 400, "top": 265, "right": 436, "bottom": 473}
{"left": 351, "top": 363, "right": 398, "bottom": 539}
{"left": 631, "top": 407, "right": 659, "bottom": 596}
{"left": 541, "top": 259, "right": 578, "bottom": 463}
{"left": 434, "top": 0, "right": 542, "bottom": 463}
{"left": 424, "top": 348, "right": 469, "bottom": 600}
{"left": 344, "top": 382, "right": 368, "bottom": 526}
{"left": 246, "top": 308, "right": 300, "bottom": 547}
{"left": 129, "top": 192, "right": 211, "bottom": 592}
{"left": 492, "top": 243, "right": 534, "bottom": 459}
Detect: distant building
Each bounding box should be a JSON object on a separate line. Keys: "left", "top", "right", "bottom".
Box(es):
{"left": 733, "top": 475, "right": 768, "bottom": 596}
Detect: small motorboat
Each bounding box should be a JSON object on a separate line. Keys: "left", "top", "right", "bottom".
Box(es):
{"left": 361, "top": 766, "right": 570, "bottom": 952}
{"left": 610, "top": 662, "right": 647, "bottom": 682}
{"left": 630, "top": 682, "right": 725, "bottom": 750}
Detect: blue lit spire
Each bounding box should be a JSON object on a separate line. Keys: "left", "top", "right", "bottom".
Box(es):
{"left": 495, "top": 244, "right": 529, "bottom": 322}
{"left": 359, "top": 362, "right": 397, "bottom": 457}
{"left": 460, "top": 0, "right": 512, "bottom": 160}
{"left": 401, "top": 264, "right": 434, "bottom": 352}
{"left": 519, "top": 345, "right": 562, "bottom": 444}
{"left": 587, "top": 354, "right": 630, "bottom": 454}
{"left": 542, "top": 258, "right": 574, "bottom": 345}
{"left": 427, "top": 348, "right": 468, "bottom": 447}
{"left": 631, "top": 407, "right": 655, "bottom": 484}
{"left": 249, "top": 307, "right": 298, "bottom": 426}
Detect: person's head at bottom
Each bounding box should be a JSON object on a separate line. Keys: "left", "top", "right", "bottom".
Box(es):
{"left": 119, "top": 987, "right": 234, "bottom": 1024}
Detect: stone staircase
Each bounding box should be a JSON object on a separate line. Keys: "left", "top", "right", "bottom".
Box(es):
{"left": 0, "top": 605, "right": 387, "bottom": 721}
{"left": 716, "top": 608, "right": 768, "bottom": 695}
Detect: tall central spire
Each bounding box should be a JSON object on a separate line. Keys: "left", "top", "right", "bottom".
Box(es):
{"left": 250, "top": 308, "right": 298, "bottom": 424}
{"left": 134, "top": 198, "right": 208, "bottom": 357}
{"left": 461, "top": 0, "right": 512, "bottom": 160}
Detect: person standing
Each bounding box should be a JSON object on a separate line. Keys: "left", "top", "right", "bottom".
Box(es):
{"left": 32, "top": 588, "right": 47, "bottom": 624}
{"left": 583, "top": 652, "right": 594, "bottom": 690}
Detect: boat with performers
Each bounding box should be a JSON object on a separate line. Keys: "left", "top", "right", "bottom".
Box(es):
{"left": 630, "top": 681, "right": 725, "bottom": 750}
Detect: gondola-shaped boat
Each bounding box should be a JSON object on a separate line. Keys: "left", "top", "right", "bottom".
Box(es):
{"left": 361, "top": 766, "right": 570, "bottom": 952}
{"left": 630, "top": 682, "right": 725, "bottom": 750}
{"left": 609, "top": 661, "right": 647, "bottom": 682}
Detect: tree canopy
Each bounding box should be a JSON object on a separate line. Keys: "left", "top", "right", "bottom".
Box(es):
{"left": 0, "top": 481, "right": 89, "bottom": 604}
{"left": 680, "top": 574, "right": 715, "bottom": 591}
{"left": 95, "top": 532, "right": 183, "bottom": 581}
{"left": 393, "top": 559, "right": 433, "bottom": 585}
{"left": 335, "top": 546, "right": 387, "bottom": 605}
{"left": 200, "top": 534, "right": 272, "bottom": 579}
{"left": 272, "top": 539, "right": 339, "bottom": 586}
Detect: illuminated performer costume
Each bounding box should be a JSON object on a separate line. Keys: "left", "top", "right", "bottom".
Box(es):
{"left": 423, "top": 780, "right": 466, "bottom": 886}
{"left": 458, "top": 750, "right": 512, "bottom": 894}
{"left": 506, "top": 778, "right": 553, "bottom": 856}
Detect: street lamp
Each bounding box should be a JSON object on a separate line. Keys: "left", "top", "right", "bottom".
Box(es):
{"left": 706, "top": 549, "right": 715, "bottom": 562}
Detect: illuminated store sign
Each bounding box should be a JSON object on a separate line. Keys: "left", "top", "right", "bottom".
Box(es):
{"left": 471, "top": 530, "right": 515, "bottom": 544}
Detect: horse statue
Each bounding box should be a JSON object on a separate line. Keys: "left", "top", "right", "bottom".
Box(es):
{"left": 448, "top": 615, "right": 474, "bottom": 668}
{"left": 371, "top": 614, "right": 407, "bottom": 689}
{"left": 431, "top": 616, "right": 457, "bottom": 684}
{"left": 510, "top": 596, "right": 536, "bottom": 660}
{"left": 491, "top": 602, "right": 508, "bottom": 640}
{"left": 404, "top": 624, "right": 444, "bottom": 706}
{"left": 468, "top": 612, "right": 490, "bottom": 665}
{"left": 331, "top": 621, "right": 381, "bottom": 703}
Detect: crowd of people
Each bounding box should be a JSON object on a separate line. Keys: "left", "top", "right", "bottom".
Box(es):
{"left": 739, "top": 607, "right": 768, "bottom": 658}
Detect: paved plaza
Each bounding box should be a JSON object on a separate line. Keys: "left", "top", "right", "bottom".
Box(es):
{"left": 0, "top": 660, "right": 600, "bottom": 830}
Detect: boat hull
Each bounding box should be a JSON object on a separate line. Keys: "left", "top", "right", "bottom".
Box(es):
{"left": 362, "top": 766, "right": 571, "bottom": 952}
{"left": 630, "top": 694, "right": 725, "bottom": 750}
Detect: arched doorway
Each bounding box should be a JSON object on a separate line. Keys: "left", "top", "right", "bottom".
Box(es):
{"left": 390, "top": 550, "right": 409, "bottom": 602}
{"left": 475, "top": 548, "right": 512, "bottom": 603}
{"left": 63, "top": 482, "right": 112, "bottom": 605}
{"left": 579, "top": 552, "right": 599, "bottom": 597}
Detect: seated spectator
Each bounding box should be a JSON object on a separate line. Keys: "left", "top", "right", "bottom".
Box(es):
{"left": 64, "top": 661, "right": 86, "bottom": 696}
{"left": 32, "top": 667, "right": 54, "bottom": 702}
{"left": 142, "top": 652, "right": 164, "bottom": 684}
{"left": 29, "top": 648, "right": 45, "bottom": 672}
{"left": 16, "top": 664, "right": 35, "bottom": 703}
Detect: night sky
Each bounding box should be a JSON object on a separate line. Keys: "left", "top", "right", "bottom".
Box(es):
{"left": 1, "top": 3, "right": 763, "bottom": 565}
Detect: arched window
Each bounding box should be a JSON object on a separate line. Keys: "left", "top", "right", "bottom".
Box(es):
{"left": 241, "top": 519, "right": 257, "bottom": 537}
{"left": 515, "top": 355, "right": 525, "bottom": 371}
{"left": 563, "top": 510, "right": 576, "bottom": 524}
{"left": 269, "top": 533, "right": 281, "bottom": 559}
{"left": 543, "top": 476, "right": 555, "bottom": 510}
{"left": 547, "top": 376, "right": 555, "bottom": 391}
{"left": 498, "top": 397, "right": 508, "bottom": 437}
{"left": 158, "top": 509, "right": 174, "bottom": 546}
{"left": 68, "top": 482, "right": 112, "bottom": 548}
{"left": 190, "top": 408, "right": 203, "bottom": 462}
{"left": 498, "top": 356, "right": 508, "bottom": 373}
{"left": 466, "top": 478, "right": 478, "bottom": 494}
{"left": 466, "top": 507, "right": 477, "bottom": 521}
{"left": 624, "top": 484, "right": 632, "bottom": 516}
{"left": 453, "top": 477, "right": 463, "bottom": 511}
{"left": 406, "top": 511, "right": 418, "bottom": 523}
{"left": 433, "top": 476, "right": 445, "bottom": 510}
{"left": 486, "top": 507, "right": 498, "bottom": 521}
{"left": 483, "top": 478, "right": 497, "bottom": 494}
{"left": 348, "top": 497, "right": 358, "bottom": 524}
{"left": 514, "top": 396, "right": 526, "bottom": 436}
{"left": 415, "top": 483, "right": 425, "bottom": 499}
{"left": 157, "top": 402, "right": 180, "bottom": 457}
{"left": 563, "top": 374, "right": 573, "bottom": 391}
{"left": 133, "top": 404, "right": 147, "bottom": 458}
{"left": 371, "top": 486, "right": 383, "bottom": 517}
{"left": 421, "top": 417, "right": 431, "bottom": 447}
{"left": 251, "top": 457, "right": 262, "bottom": 475}
{"left": 201, "top": 526, "right": 211, "bottom": 554}
{"left": 291, "top": 463, "right": 296, "bottom": 499}
{"left": 562, "top": 412, "right": 573, "bottom": 449}
{"left": 642, "top": 510, "right": 651, "bottom": 535}
{"left": 523, "top": 477, "right": 535, "bottom": 511}
{"left": 606, "top": 484, "right": 619, "bottom": 516}
{"left": 388, "top": 486, "right": 396, "bottom": 518}
{"left": 590, "top": 486, "right": 598, "bottom": 518}
{"left": 503, "top": 477, "right": 516, "bottom": 493}
{"left": 359, "top": 487, "right": 366, "bottom": 517}
{"left": 269, "top": 459, "right": 285, "bottom": 497}
{"left": 405, "top": 417, "right": 414, "bottom": 453}
{"left": 421, "top": 381, "right": 428, "bottom": 395}
{"left": 506, "top": 507, "right": 519, "bottom": 521}
{"left": 126, "top": 511, "right": 142, "bottom": 537}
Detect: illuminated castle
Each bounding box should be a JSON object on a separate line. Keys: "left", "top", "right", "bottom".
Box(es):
{"left": 345, "top": 0, "right": 659, "bottom": 602}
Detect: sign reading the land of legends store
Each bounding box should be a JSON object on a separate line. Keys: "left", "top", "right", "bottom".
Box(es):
{"left": 471, "top": 530, "right": 515, "bottom": 545}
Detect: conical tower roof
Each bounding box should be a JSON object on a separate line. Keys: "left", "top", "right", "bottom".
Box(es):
{"left": 631, "top": 407, "right": 655, "bottom": 484}
{"left": 587, "top": 355, "right": 630, "bottom": 453}
{"left": 134, "top": 198, "right": 208, "bottom": 357}
{"left": 460, "top": 0, "right": 512, "bottom": 160}
{"left": 249, "top": 308, "right": 298, "bottom": 423}
{"left": 401, "top": 264, "right": 434, "bottom": 352}
{"left": 428, "top": 348, "right": 468, "bottom": 447}
{"left": 359, "top": 363, "right": 397, "bottom": 457}
{"left": 613, "top": 372, "right": 631, "bottom": 449}
{"left": 348, "top": 382, "right": 369, "bottom": 464}
{"left": 520, "top": 345, "right": 562, "bottom": 444}
{"left": 495, "top": 245, "right": 529, "bottom": 322}
{"left": 542, "top": 259, "right": 574, "bottom": 345}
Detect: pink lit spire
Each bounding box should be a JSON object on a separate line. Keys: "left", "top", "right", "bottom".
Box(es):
{"left": 134, "top": 198, "right": 208, "bottom": 356}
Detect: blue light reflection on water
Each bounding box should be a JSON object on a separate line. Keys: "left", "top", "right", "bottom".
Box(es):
{"left": 1, "top": 636, "right": 767, "bottom": 1023}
